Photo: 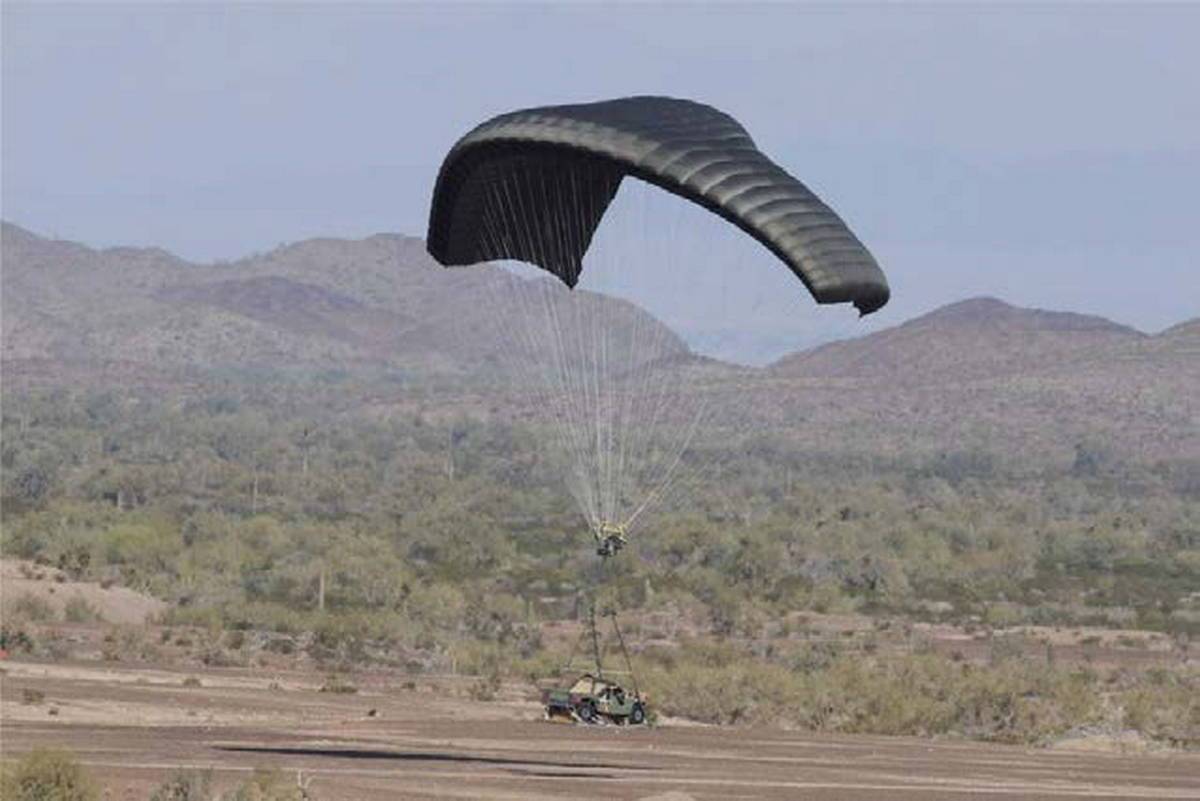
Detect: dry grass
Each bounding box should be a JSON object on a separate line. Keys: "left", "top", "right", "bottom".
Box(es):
{"left": 0, "top": 749, "right": 97, "bottom": 801}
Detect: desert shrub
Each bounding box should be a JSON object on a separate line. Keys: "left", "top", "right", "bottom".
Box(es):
{"left": 303, "top": 610, "right": 398, "bottom": 667}
{"left": 0, "top": 749, "right": 97, "bottom": 801}
{"left": 63, "top": 595, "right": 101, "bottom": 623}
{"left": 514, "top": 649, "right": 563, "bottom": 687}
{"left": 318, "top": 674, "right": 357, "bottom": 694}
{"left": 645, "top": 658, "right": 797, "bottom": 725}
{"left": 35, "top": 627, "right": 75, "bottom": 660}
{"left": 149, "top": 769, "right": 212, "bottom": 801}
{"left": 197, "top": 625, "right": 245, "bottom": 668}
{"left": 988, "top": 634, "right": 1029, "bottom": 664}
{"left": 263, "top": 635, "right": 297, "bottom": 655}
{"left": 21, "top": 688, "right": 46, "bottom": 705}
{"left": 100, "top": 520, "right": 181, "bottom": 574}
{"left": 468, "top": 670, "right": 502, "bottom": 701}
{"left": 101, "top": 625, "right": 160, "bottom": 662}
{"left": 982, "top": 602, "right": 1024, "bottom": 628}
{"left": 808, "top": 582, "right": 861, "bottom": 615}
{"left": 638, "top": 646, "right": 1107, "bottom": 742}
{"left": 11, "top": 592, "right": 57, "bottom": 622}
{"left": 161, "top": 605, "right": 225, "bottom": 631}
{"left": 449, "top": 639, "right": 506, "bottom": 677}
{"left": 221, "top": 768, "right": 304, "bottom": 801}
{"left": 0, "top": 625, "right": 36, "bottom": 653}
{"left": 56, "top": 546, "right": 92, "bottom": 581}
{"left": 1119, "top": 672, "right": 1200, "bottom": 746}
{"left": 405, "top": 582, "right": 467, "bottom": 632}
{"left": 788, "top": 640, "right": 842, "bottom": 673}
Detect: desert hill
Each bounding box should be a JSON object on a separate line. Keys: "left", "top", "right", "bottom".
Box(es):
{"left": 772, "top": 297, "right": 1149, "bottom": 383}
{"left": 0, "top": 222, "right": 687, "bottom": 381}
{"left": 2, "top": 222, "right": 1196, "bottom": 474}
{"left": 754, "top": 298, "right": 1198, "bottom": 476}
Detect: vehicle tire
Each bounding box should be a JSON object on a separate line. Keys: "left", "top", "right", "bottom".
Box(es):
{"left": 630, "top": 703, "right": 646, "bottom": 725}
{"left": 577, "top": 700, "right": 598, "bottom": 724}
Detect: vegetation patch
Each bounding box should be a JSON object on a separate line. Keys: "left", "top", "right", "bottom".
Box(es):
{"left": 0, "top": 749, "right": 97, "bottom": 801}
{"left": 318, "top": 674, "right": 358, "bottom": 694}
{"left": 2, "top": 382, "right": 1197, "bottom": 747}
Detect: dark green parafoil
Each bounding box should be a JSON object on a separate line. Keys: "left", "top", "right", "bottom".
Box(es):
{"left": 426, "top": 96, "right": 889, "bottom": 315}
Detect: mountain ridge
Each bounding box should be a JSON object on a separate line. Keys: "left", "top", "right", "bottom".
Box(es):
{"left": 770, "top": 296, "right": 1175, "bottom": 383}
{"left": 0, "top": 220, "right": 689, "bottom": 375}
{"left": 3, "top": 221, "right": 1197, "bottom": 472}
{"left": 5, "top": 220, "right": 1193, "bottom": 377}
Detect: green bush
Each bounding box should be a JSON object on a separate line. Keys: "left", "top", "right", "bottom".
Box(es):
{"left": 0, "top": 749, "right": 97, "bottom": 801}
{"left": 63, "top": 595, "right": 101, "bottom": 623}
{"left": 100, "top": 625, "right": 161, "bottom": 663}
{"left": 318, "top": 674, "right": 357, "bottom": 694}
{"left": 11, "top": 593, "right": 57, "bottom": 622}
{"left": 639, "top": 645, "right": 1106, "bottom": 742}
{"left": 0, "top": 625, "right": 36, "bottom": 653}
{"left": 1119, "top": 673, "right": 1200, "bottom": 746}
{"left": 3, "top": 382, "right": 1199, "bottom": 750}
{"left": 221, "top": 768, "right": 304, "bottom": 801}
{"left": 468, "top": 671, "right": 502, "bottom": 701}
{"left": 149, "top": 770, "right": 212, "bottom": 801}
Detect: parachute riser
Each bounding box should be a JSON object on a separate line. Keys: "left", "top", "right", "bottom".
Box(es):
{"left": 560, "top": 601, "right": 642, "bottom": 703}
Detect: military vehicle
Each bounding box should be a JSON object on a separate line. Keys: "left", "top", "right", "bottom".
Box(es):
{"left": 543, "top": 673, "right": 647, "bottom": 725}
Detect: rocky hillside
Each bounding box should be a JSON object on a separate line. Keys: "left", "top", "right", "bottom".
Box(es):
{"left": 0, "top": 221, "right": 688, "bottom": 383}
{"left": 773, "top": 297, "right": 1148, "bottom": 383}
{"left": 759, "top": 298, "right": 1199, "bottom": 475}
{"left": 3, "top": 221, "right": 1196, "bottom": 475}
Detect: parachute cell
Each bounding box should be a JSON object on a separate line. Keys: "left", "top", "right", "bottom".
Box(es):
{"left": 427, "top": 95, "right": 889, "bottom": 315}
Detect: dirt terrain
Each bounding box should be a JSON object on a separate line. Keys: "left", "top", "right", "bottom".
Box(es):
{"left": 0, "top": 560, "right": 166, "bottom": 626}
{"left": 3, "top": 659, "right": 1198, "bottom": 801}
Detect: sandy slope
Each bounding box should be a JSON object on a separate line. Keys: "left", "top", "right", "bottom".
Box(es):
{"left": 0, "top": 560, "right": 166, "bottom": 625}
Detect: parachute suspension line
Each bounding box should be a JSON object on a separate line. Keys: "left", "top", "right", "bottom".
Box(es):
{"left": 472, "top": 156, "right": 730, "bottom": 554}
{"left": 576, "top": 169, "right": 697, "bottom": 542}
{"left": 606, "top": 606, "right": 639, "bottom": 698}
{"left": 588, "top": 602, "right": 603, "bottom": 680}
{"left": 585, "top": 185, "right": 710, "bottom": 540}
{"left": 573, "top": 160, "right": 617, "bottom": 544}
{"left": 469, "top": 172, "right": 739, "bottom": 701}
{"left": 626, "top": 392, "right": 710, "bottom": 530}
{"left": 575, "top": 165, "right": 638, "bottom": 543}
{"left": 557, "top": 164, "right": 611, "bottom": 534}
{"left": 511, "top": 160, "right": 609, "bottom": 543}
{"left": 574, "top": 548, "right": 643, "bottom": 695}
{"left": 510, "top": 167, "right": 604, "bottom": 534}
{"left": 491, "top": 157, "right": 617, "bottom": 539}
{"left": 478, "top": 174, "right": 600, "bottom": 531}
{"left": 555, "top": 161, "right": 603, "bottom": 535}
{"left": 555, "top": 163, "right": 600, "bottom": 532}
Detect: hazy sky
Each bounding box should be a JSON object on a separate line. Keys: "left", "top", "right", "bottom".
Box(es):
{"left": 3, "top": 3, "right": 1197, "bottom": 360}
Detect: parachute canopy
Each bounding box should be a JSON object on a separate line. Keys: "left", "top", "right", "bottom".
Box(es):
{"left": 426, "top": 95, "right": 889, "bottom": 315}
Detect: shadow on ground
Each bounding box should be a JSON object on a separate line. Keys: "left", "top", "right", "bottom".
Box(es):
{"left": 214, "top": 744, "right": 655, "bottom": 777}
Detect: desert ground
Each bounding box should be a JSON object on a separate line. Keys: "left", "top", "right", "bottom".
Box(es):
{"left": 2, "top": 657, "right": 1199, "bottom": 801}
